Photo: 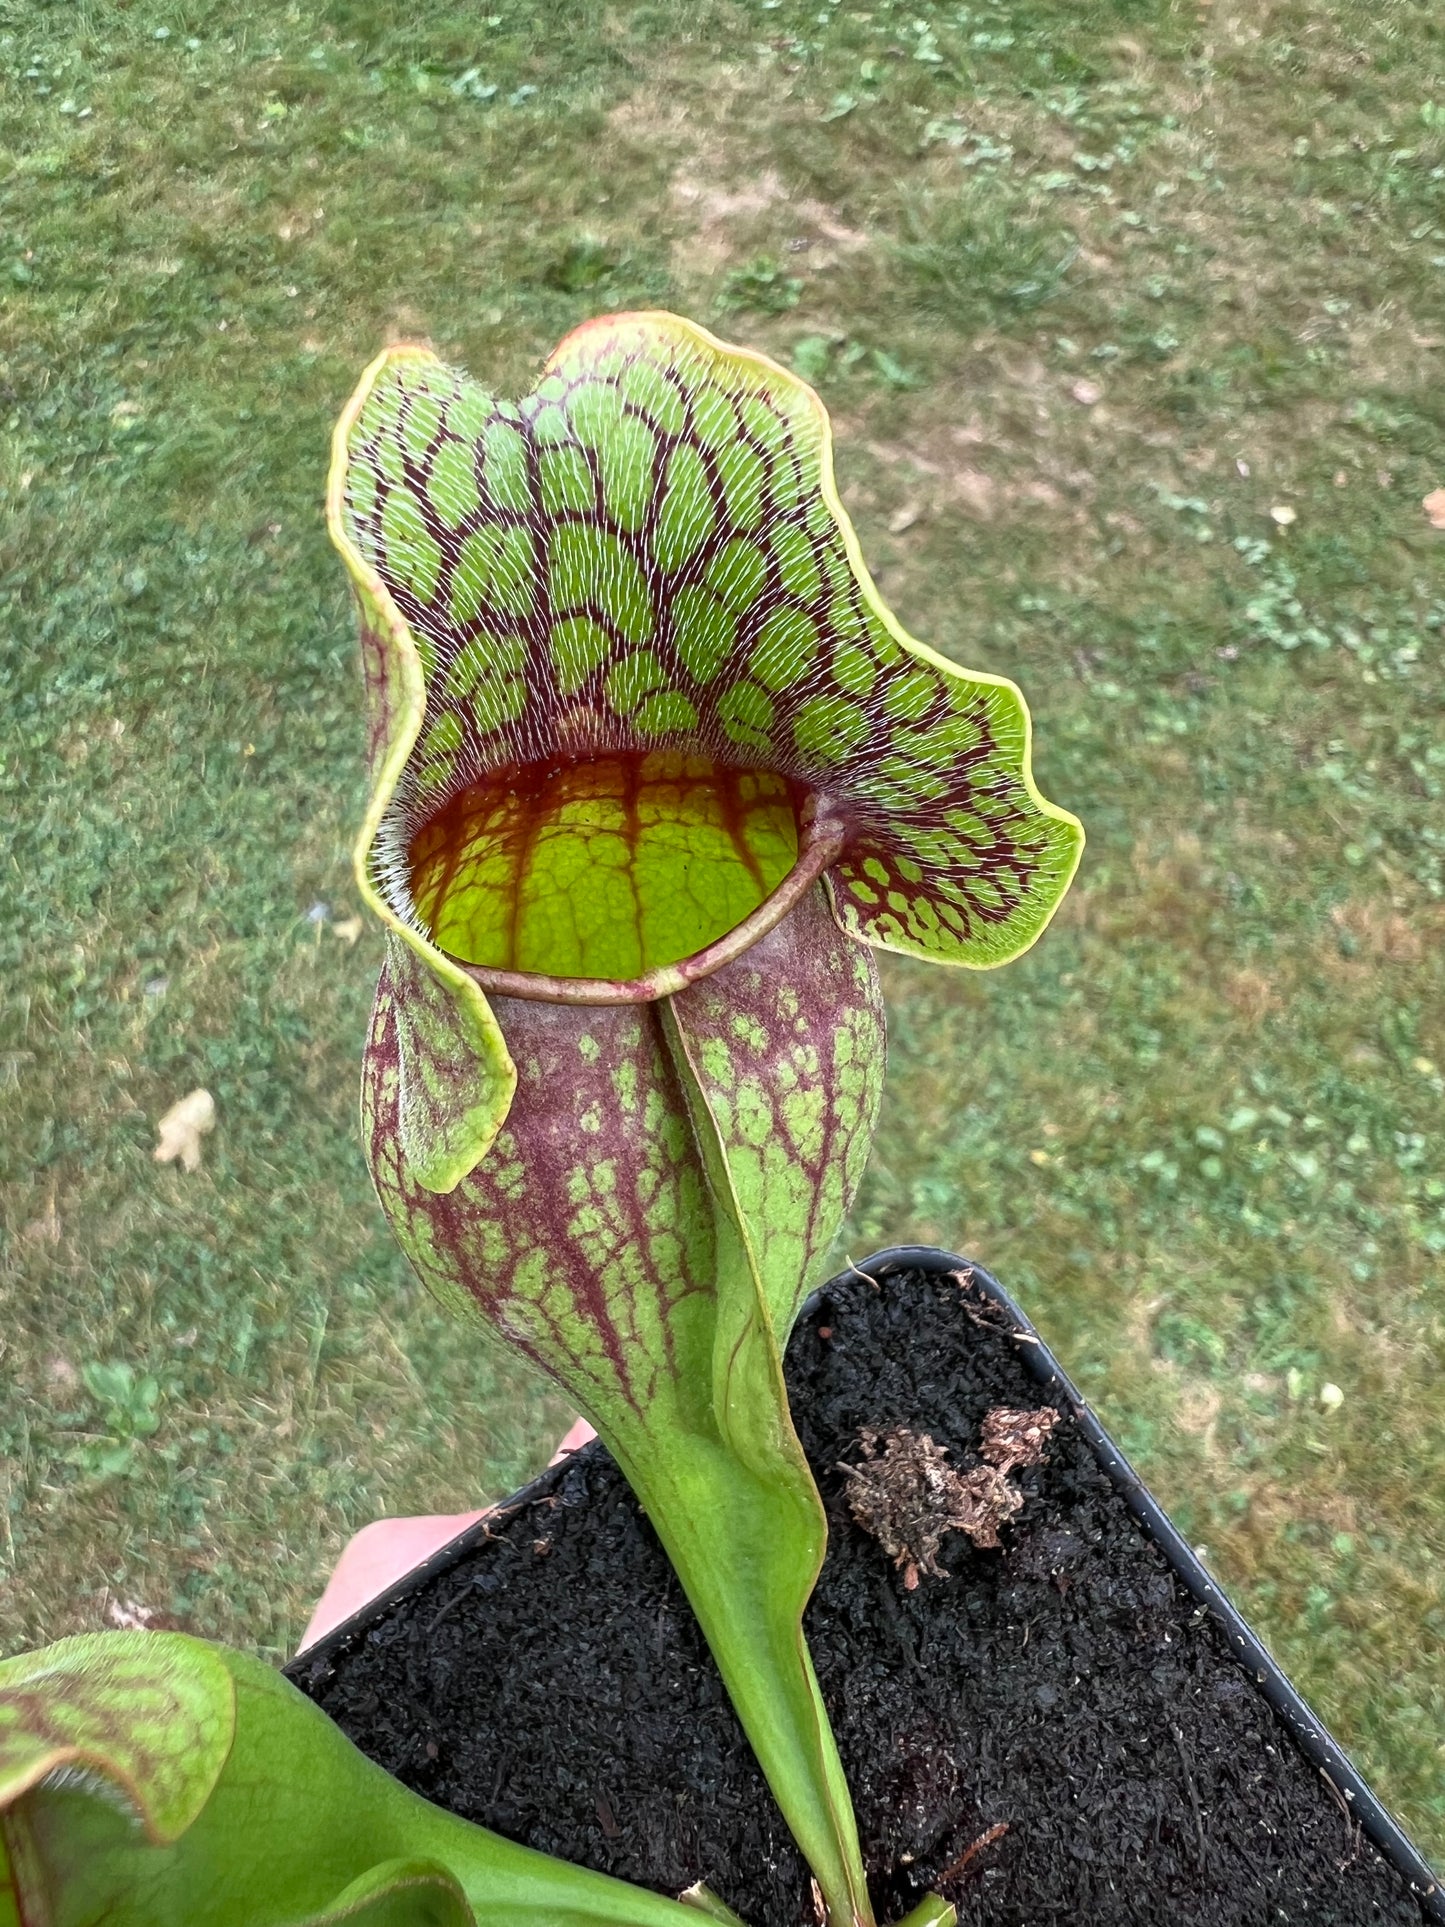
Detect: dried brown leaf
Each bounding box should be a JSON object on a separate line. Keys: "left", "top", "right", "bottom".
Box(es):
{"left": 839, "top": 1409, "right": 1059, "bottom": 1577}
{"left": 979, "top": 1404, "right": 1061, "bottom": 1472}
{"left": 153, "top": 1088, "right": 216, "bottom": 1173}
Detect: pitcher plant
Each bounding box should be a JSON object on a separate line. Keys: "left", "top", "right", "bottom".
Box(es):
{"left": 330, "top": 312, "right": 1083, "bottom": 1927}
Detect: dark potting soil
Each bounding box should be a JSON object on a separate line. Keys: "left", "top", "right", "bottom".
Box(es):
{"left": 290, "top": 1266, "right": 1427, "bottom": 1927}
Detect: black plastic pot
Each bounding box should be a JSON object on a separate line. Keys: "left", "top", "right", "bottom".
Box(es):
{"left": 870, "top": 1249, "right": 1444, "bottom": 1920}
{"left": 288, "top": 1248, "right": 1443, "bottom": 1924}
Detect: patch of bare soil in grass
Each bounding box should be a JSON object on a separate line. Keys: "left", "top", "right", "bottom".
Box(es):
{"left": 859, "top": 425, "right": 1098, "bottom": 535}
{"left": 607, "top": 65, "right": 876, "bottom": 319}
{"left": 604, "top": 61, "right": 1175, "bottom": 585}
{"left": 665, "top": 163, "right": 872, "bottom": 277}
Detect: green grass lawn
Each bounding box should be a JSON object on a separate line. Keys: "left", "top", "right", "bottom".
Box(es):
{"left": 3, "top": 0, "right": 1442, "bottom": 1859}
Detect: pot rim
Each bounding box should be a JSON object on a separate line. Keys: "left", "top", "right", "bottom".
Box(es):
{"left": 286, "top": 1243, "right": 1443, "bottom": 1921}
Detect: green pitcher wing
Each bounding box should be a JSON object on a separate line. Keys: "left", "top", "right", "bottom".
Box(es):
{"left": 642, "top": 888, "right": 884, "bottom": 1927}
{"left": 0, "top": 1633, "right": 742, "bottom": 1927}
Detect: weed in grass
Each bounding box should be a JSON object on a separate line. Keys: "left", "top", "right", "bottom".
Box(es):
{"left": 541, "top": 237, "right": 619, "bottom": 295}
{"left": 895, "top": 196, "right": 1079, "bottom": 326}
{"left": 718, "top": 254, "right": 805, "bottom": 315}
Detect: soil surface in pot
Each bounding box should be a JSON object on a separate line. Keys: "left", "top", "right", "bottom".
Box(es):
{"left": 290, "top": 1265, "right": 1426, "bottom": 1926}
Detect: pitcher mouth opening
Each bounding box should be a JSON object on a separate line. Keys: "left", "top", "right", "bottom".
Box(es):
{"left": 402, "top": 747, "right": 846, "bottom": 1006}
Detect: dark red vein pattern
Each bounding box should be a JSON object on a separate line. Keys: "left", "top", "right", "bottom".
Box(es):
{"left": 361, "top": 887, "right": 883, "bottom": 1422}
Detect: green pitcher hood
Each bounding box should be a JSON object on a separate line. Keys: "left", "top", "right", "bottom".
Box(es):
{"left": 328, "top": 312, "right": 1083, "bottom": 1188}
